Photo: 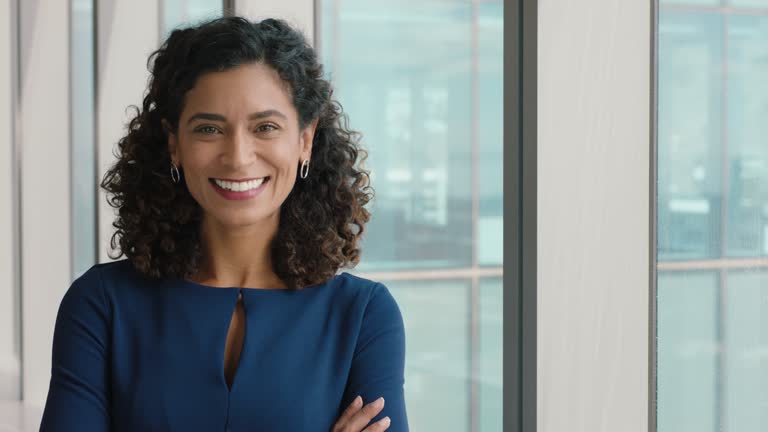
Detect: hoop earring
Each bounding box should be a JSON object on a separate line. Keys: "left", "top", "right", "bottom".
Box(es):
{"left": 300, "top": 159, "right": 310, "bottom": 179}
{"left": 170, "top": 162, "right": 180, "bottom": 183}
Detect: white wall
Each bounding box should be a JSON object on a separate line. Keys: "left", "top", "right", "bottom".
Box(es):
{"left": 19, "top": 0, "right": 72, "bottom": 406}
{"left": 0, "top": 0, "right": 20, "bottom": 402}
{"left": 537, "top": 1, "right": 651, "bottom": 431}
{"left": 3, "top": 0, "right": 164, "bottom": 410}
{"left": 97, "top": 0, "right": 160, "bottom": 264}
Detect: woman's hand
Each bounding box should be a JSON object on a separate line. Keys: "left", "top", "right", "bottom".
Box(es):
{"left": 332, "top": 395, "right": 391, "bottom": 432}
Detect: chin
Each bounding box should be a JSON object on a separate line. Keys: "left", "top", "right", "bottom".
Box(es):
{"left": 208, "top": 208, "right": 277, "bottom": 228}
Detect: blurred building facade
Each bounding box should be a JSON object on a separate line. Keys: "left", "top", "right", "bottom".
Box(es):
{"left": 658, "top": 1, "right": 768, "bottom": 431}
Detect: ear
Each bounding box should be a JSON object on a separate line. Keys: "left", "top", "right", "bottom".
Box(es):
{"left": 162, "top": 119, "right": 179, "bottom": 165}
{"left": 299, "top": 118, "right": 319, "bottom": 161}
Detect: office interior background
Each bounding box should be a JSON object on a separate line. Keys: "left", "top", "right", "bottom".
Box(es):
{"left": 2, "top": 0, "right": 767, "bottom": 431}
{"left": 0, "top": 0, "right": 503, "bottom": 431}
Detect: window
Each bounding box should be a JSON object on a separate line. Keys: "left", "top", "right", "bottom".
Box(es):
{"left": 657, "top": 2, "right": 768, "bottom": 430}
{"left": 72, "top": 0, "right": 97, "bottom": 279}
{"left": 319, "top": 1, "right": 503, "bottom": 430}
{"left": 162, "top": 0, "right": 224, "bottom": 37}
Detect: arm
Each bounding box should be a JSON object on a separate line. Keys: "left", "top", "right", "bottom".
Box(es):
{"left": 340, "top": 283, "right": 409, "bottom": 431}
{"left": 39, "top": 266, "right": 111, "bottom": 431}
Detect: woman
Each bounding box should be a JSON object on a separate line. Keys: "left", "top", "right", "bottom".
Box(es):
{"left": 39, "top": 16, "right": 408, "bottom": 432}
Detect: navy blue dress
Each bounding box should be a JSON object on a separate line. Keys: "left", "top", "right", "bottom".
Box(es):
{"left": 39, "top": 259, "right": 409, "bottom": 431}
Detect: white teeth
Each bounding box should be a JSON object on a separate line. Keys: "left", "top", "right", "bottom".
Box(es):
{"left": 213, "top": 177, "right": 266, "bottom": 192}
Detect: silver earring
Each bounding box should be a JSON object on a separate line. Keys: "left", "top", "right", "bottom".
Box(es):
{"left": 170, "top": 162, "right": 180, "bottom": 183}
{"left": 300, "top": 159, "right": 310, "bottom": 179}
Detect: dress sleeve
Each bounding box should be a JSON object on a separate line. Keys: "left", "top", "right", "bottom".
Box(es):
{"left": 340, "top": 282, "right": 410, "bottom": 431}
{"left": 39, "top": 266, "right": 111, "bottom": 431}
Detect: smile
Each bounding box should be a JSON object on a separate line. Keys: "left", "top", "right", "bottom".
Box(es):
{"left": 209, "top": 177, "right": 270, "bottom": 201}
{"left": 211, "top": 177, "right": 268, "bottom": 192}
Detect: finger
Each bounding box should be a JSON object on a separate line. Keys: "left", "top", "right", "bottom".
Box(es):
{"left": 362, "top": 416, "right": 391, "bottom": 432}
{"left": 346, "top": 397, "right": 385, "bottom": 431}
{"left": 336, "top": 395, "right": 363, "bottom": 425}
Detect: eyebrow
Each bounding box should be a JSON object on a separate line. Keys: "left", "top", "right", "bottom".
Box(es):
{"left": 186, "top": 110, "right": 288, "bottom": 125}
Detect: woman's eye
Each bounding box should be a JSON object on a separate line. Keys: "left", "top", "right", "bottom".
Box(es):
{"left": 195, "top": 125, "right": 221, "bottom": 134}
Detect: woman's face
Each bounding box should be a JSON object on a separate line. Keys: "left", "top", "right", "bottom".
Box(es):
{"left": 167, "top": 62, "right": 317, "bottom": 228}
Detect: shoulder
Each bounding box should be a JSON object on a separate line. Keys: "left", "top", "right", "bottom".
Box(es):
{"left": 85, "top": 258, "right": 162, "bottom": 295}
{"left": 71, "top": 258, "right": 136, "bottom": 288}
{"left": 57, "top": 261, "right": 115, "bottom": 324}
{"left": 61, "top": 258, "right": 147, "bottom": 311}
{"left": 334, "top": 274, "right": 407, "bottom": 368}
{"left": 89, "top": 258, "right": 138, "bottom": 281}
{"left": 337, "top": 272, "right": 403, "bottom": 317}
{"left": 338, "top": 273, "right": 405, "bottom": 340}
{"left": 64, "top": 261, "right": 109, "bottom": 302}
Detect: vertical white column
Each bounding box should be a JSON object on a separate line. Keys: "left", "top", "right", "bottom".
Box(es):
{"left": 234, "top": 0, "right": 315, "bottom": 46}
{"left": 19, "top": 0, "right": 72, "bottom": 406}
{"left": 537, "top": 1, "right": 651, "bottom": 431}
{"left": 97, "top": 0, "right": 160, "bottom": 263}
{"left": 0, "top": 0, "right": 19, "bottom": 402}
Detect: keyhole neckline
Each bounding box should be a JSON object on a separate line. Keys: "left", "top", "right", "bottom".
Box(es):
{"left": 224, "top": 288, "right": 246, "bottom": 395}
{"left": 173, "top": 271, "right": 345, "bottom": 293}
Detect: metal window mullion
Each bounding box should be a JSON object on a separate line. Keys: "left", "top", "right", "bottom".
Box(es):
{"left": 92, "top": 0, "right": 100, "bottom": 276}
{"left": 660, "top": 4, "right": 768, "bottom": 15}
{"left": 68, "top": 0, "right": 74, "bottom": 283}
{"left": 158, "top": 0, "right": 165, "bottom": 42}
{"left": 717, "top": 268, "right": 728, "bottom": 430}
{"left": 649, "top": 0, "right": 659, "bottom": 431}
{"left": 469, "top": 275, "right": 480, "bottom": 432}
{"left": 313, "top": 0, "right": 321, "bottom": 52}
{"left": 331, "top": 0, "right": 340, "bottom": 89}
{"left": 657, "top": 257, "right": 768, "bottom": 271}
{"left": 224, "top": 0, "right": 235, "bottom": 17}
{"left": 11, "top": 0, "right": 23, "bottom": 402}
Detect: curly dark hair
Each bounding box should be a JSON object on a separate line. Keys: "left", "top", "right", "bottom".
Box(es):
{"left": 100, "top": 16, "right": 374, "bottom": 289}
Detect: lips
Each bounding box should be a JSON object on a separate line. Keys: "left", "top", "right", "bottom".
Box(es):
{"left": 209, "top": 177, "right": 270, "bottom": 201}
{"left": 210, "top": 176, "right": 269, "bottom": 192}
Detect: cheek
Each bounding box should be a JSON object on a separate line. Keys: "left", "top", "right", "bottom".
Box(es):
{"left": 178, "top": 154, "right": 215, "bottom": 196}
{"left": 179, "top": 146, "right": 218, "bottom": 177}
{"left": 272, "top": 145, "right": 301, "bottom": 172}
{"left": 271, "top": 153, "right": 302, "bottom": 193}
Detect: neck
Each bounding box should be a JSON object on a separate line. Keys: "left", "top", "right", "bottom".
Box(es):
{"left": 192, "top": 213, "right": 287, "bottom": 289}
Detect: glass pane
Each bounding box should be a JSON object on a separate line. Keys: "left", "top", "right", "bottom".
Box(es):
{"left": 657, "top": 5, "right": 768, "bottom": 432}
{"left": 660, "top": 0, "right": 720, "bottom": 5}
{"left": 726, "top": 15, "right": 768, "bottom": 257}
{"left": 320, "top": 1, "right": 502, "bottom": 429}
{"left": 478, "top": 2, "right": 503, "bottom": 267}
{"left": 479, "top": 278, "right": 502, "bottom": 432}
{"left": 725, "top": 270, "right": 768, "bottom": 431}
{"left": 658, "top": 12, "right": 723, "bottom": 261}
{"left": 163, "top": 0, "right": 224, "bottom": 37}
{"left": 321, "top": 0, "right": 474, "bottom": 271}
{"left": 657, "top": 271, "right": 719, "bottom": 432}
{"left": 385, "top": 279, "right": 470, "bottom": 432}
{"left": 731, "top": 0, "right": 768, "bottom": 7}
{"left": 72, "top": 0, "right": 96, "bottom": 279}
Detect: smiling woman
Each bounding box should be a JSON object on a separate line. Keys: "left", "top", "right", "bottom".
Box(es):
{"left": 38, "top": 16, "right": 408, "bottom": 432}
{"left": 101, "top": 17, "right": 371, "bottom": 291}
{"left": 166, "top": 62, "right": 317, "bottom": 232}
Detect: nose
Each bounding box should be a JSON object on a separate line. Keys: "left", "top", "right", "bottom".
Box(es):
{"left": 220, "top": 127, "right": 256, "bottom": 169}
